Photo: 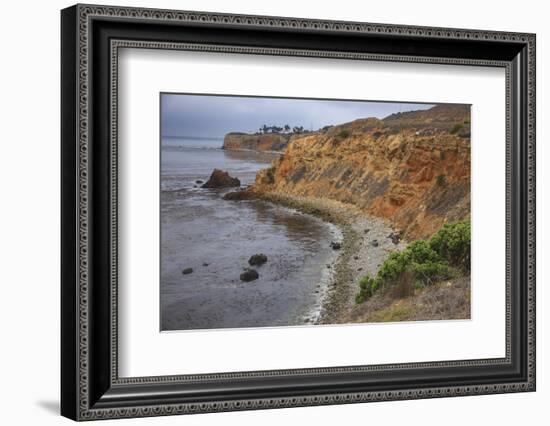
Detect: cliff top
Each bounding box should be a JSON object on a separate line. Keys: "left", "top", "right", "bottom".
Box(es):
{"left": 383, "top": 104, "right": 470, "bottom": 130}
{"left": 224, "top": 104, "right": 470, "bottom": 145}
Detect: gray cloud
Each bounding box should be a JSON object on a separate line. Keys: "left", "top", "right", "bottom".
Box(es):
{"left": 161, "top": 93, "right": 435, "bottom": 138}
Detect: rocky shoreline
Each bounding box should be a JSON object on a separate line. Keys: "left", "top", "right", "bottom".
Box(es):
{"left": 225, "top": 190, "right": 406, "bottom": 324}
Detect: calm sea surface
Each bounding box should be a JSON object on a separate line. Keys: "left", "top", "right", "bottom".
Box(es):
{"left": 160, "top": 136, "right": 339, "bottom": 331}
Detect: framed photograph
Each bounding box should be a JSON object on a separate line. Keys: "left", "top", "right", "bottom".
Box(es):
{"left": 61, "top": 4, "right": 536, "bottom": 421}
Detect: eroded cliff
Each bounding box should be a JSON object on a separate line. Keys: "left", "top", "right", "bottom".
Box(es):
{"left": 252, "top": 105, "right": 471, "bottom": 240}
{"left": 223, "top": 132, "right": 293, "bottom": 152}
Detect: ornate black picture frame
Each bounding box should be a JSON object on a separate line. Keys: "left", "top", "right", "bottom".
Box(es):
{"left": 61, "top": 4, "right": 536, "bottom": 421}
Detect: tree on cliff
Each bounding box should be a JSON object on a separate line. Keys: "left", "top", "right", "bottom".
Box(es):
{"left": 259, "top": 124, "right": 300, "bottom": 134}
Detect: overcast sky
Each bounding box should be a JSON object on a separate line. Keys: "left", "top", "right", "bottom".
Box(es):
{"left": 161, "top": 93, "right": 434, "bottom": 139}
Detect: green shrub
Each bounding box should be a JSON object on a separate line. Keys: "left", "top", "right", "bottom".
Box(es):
{"left": 377, "top": 251, "right": 411, "bottom": 283}
{"left": 450, "top": 123, "right": 463, "bottom": 134}
{"left": 265, "top": 167, "right": 275, "bottom": 184}
{"left": 408, "top": 240, "right": 441, "bottom": 264}
{"left": 413, "top": 260, "right": 454, "bottom": 285}
{"left": 355, "top": 220, "right": 470, "bottom": 304}
{"left": 356, "top": 276, "right": 378, "bottom": 303}
{"left": 436, "top": 174, "right": 446, "bottom": 187}
{"left": 429, "top": 220, "right": 471, "bottom": 270}
{"left": 337, "top": 129, "right": 350, "bottom": 139}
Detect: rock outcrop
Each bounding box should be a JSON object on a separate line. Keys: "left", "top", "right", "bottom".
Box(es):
{"left": 240, "top": 269, "right": 259, "bottom": 282}
{"left": 223, "top": 133, "right": 293, "bottom": 152}
{"left": 202, "top": 169, "right": 241, "bottom": 188}
{"left": 251, "top": 105, "right": 471, "bottom": 240}
{"left": 248, "top": 254, "right": 268, "bottom": 266}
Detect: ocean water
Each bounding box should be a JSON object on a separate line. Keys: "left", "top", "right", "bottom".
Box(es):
{"left": 160, "top": 137, "right": 340, "bottom": 331}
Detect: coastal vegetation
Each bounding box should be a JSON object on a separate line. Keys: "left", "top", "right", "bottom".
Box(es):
{"left": 355, "top": 220, "right": 470, "bottom": 304}
{"left": 256, "top": 123, "right": 331, "bottom": 135}
{"left": 337, "top": 129, "right": 351, "bottom": 139}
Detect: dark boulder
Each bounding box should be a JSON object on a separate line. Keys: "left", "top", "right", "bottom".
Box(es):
{"left": 195, "top": 180, "right": 204, "bottom": 184}
{"left": 182, "top": 267, "right": 193, "bottom": 275}
{"left": 370, "top": 240, "right": 379, "bottom": 247}
{"left": 201, "top": 169, "right": 240, "bottom": 188}
{"left": 387, "top": 231, "right": 402, "bottom": 245}
{"left": 330, "top": 242, "right": 341, "bottom": 250}
{"left": 240, "top": 269, "right": 259, "bottom": 282}
{"left": 248, "top": 253, "right": 268, "bottom": 266}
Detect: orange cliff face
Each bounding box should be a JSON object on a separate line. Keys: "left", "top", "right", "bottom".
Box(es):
{"left": 253, "top": 105, "right": 471, "bottom": 240}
